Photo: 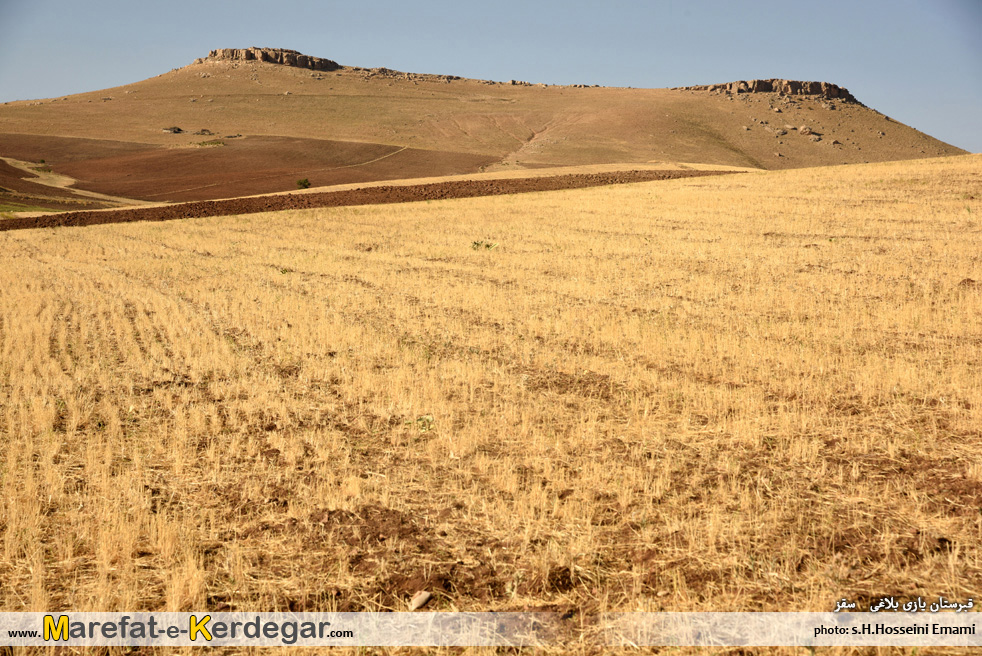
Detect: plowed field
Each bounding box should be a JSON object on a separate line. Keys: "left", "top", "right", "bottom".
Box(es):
{"left": 0, "top": 169, "right": 734, "bottom": 231}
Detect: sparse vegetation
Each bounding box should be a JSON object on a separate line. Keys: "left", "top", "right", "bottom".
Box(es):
{"left": 0, "top": 201, "right": 52, "bottom": 217}
{"left": 406, "top": 415, "right": 435, "bottom": 433}
{"left": 297, "top": 178, "right": 311, "bottom": 189}
{"left": 0, "top": 156, "right": 979, "bottom": 653}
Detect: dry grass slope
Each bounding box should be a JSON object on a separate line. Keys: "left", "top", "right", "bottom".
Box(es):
{"left": 1, "top": 154, "right": 980, "bottom": 654}
{"left": 0, "top": 56, "right": 967, "bottom": 207}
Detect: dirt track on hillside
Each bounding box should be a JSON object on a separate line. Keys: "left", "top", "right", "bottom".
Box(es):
{"left": 0, "top": 170, "right": 734, "bottom": 232}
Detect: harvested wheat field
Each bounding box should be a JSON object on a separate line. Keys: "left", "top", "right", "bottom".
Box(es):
{"left": 1, "top": 154, "right": 981, "bottom": 653}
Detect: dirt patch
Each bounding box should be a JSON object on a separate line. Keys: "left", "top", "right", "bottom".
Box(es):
{"left": 309, "top": 505, "right": 421, "bottom": 546}
{"left": 0, "top": 169, "right": 734, "bottom": 232}
{"left": 304, "top": 505, "right": 507, "bottom": 608}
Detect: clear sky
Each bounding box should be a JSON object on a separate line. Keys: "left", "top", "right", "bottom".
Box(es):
{"left": 1, "top": 0, "right": 979, "bottom": 152}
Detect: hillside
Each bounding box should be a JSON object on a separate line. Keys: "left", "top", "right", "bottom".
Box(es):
{"left": 0, "top": 47, "right": 967, "bottom": 207}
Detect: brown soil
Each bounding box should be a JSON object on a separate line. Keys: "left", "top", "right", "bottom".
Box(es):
{"left": 0, "top": 169, "right": 734, "bottom": 231}
{"left": 0, "top": 194, "right": 111, "bottom": 213}
{"left": 0, "top": 134, "right": 497, "bottom": 202}
{"left": 0, "top": 160, "right": 70, "bottom": 197}
{"left": 0, "top": 132, "right": 155, "bottom": 160}
{"left": 0, "top": 159, "right": 115, "bottom": 211}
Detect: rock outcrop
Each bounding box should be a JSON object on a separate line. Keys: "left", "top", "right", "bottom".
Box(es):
{"left": 197, "top": 48, "right": 340, "bottom": 71}
{"left": 677, "top": 79, "right": 859, "bottom": 103}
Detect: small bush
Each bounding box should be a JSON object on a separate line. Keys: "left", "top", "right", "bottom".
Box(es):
{"left": 297, "top": 178, "right": 311, "bottom": 190}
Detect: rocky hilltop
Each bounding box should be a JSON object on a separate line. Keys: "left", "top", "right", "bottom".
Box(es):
{"left": 193, "top": 48, "right": 486, "bottom": 85}
{"left": 196, "top": 48, "right": 340, "bottom": 71}
{"left": 678, "top": 79, "right": 858, "bottom": 103}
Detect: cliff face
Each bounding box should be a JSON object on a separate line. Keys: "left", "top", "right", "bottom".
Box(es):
{"left": 198, "top": 48, "right": 341, "bottom": 71}
{"left": 679, "top": 79, "right": 858, "bottom": 103}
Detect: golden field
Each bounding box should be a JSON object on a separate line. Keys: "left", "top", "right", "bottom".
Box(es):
{"left": 1, "top": 154, "right": 981, "bottom": 653}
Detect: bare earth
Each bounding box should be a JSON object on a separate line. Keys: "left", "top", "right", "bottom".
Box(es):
{"left": 0, "top": 169, "right": 731, "bottom": 231}
{"left": 0, "top": 133, "right": 497, "bottom": 203}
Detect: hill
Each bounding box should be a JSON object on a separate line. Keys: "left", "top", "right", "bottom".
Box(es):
{"left": 0, "top": 47, "right": 967, "bottom": 209}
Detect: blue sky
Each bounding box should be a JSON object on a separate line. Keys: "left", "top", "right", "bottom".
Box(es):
{"left": 1, "top": 0, "right": 979, "bottom": 152}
